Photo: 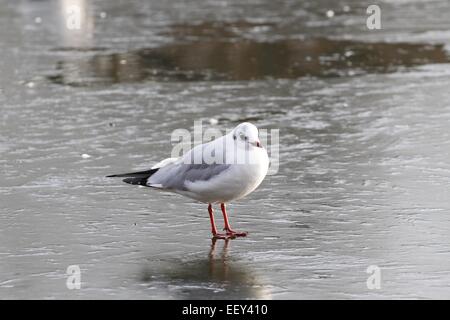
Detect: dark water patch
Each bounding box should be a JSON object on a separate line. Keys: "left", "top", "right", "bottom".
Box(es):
{"left": 48, "top": 38, "right": 450, "bottom": 86}
{"left": 292, "top": 223, "right": 311, "bottom": 229}
{"left": 50, "top": 47, "right": 110, "bottom": 53}
{"left": 163, "top": 21, "right": 276, "bottom": 40}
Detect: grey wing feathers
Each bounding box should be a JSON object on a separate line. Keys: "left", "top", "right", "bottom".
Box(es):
{"left": 148, "top": 163, "right": 231, "bottom": 190}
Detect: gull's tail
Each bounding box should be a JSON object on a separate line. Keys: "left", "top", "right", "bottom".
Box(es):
{"left": 106, "top": 168, "right": 159, "bottom": 186}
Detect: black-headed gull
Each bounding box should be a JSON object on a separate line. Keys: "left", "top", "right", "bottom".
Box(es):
{"left": 107, "top": 122, "right": 269, "bottom": 239}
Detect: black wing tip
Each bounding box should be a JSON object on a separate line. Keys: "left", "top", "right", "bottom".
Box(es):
{"left": 106, "top": 174, "right": 149, "bottom": 185}
{"left": 122, "top": 177, "right": 149, "bottom": 186}
{"left": 106, "top": 173, "right": 133, "bottom": 178}
{"left": 106, "top": 168, "right": 159, "bottom": 179}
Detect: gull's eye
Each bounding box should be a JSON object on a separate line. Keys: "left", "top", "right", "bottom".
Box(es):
{"left": 239, "top": 132, "right": 246, "bottom": 140}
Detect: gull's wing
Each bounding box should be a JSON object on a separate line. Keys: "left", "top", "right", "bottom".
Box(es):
{"left": 147, "top": 134, "right": 233, "bottom": 190}
{"left": 109, "top": 133, "right": 233, "bottom": 190}
{"left": 147, "top": 162, "right": 231, "bottom": 190}
{"left": 106, "top": 157, "right": 179, "bottom": 186}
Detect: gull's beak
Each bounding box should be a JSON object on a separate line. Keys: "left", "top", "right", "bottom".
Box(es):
{"left": 252, "top": 140, "right": 262, "bottom": 148}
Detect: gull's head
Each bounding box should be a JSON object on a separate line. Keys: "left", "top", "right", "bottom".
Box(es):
{"left": 232, "top": 122, "right": 262, "bottom": 148}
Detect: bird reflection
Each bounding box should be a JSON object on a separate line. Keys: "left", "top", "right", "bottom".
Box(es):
{"left": 140, "top": 239, "right": 271, "bottom": 299}
{"left": 206, "top": 238, "right": 238, "bottom": 283}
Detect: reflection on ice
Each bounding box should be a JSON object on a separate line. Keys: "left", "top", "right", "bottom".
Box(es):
{"left": 139, "top": 239, "right": 271, "bottom": 299}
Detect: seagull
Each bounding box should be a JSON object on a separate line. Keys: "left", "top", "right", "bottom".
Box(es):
{"left": 107, "top": 122, "right": 269, "bottom": 239}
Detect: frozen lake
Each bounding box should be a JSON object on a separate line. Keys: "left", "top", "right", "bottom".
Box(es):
{"left": 1, "top": 0, "right": 450, "bottom": 299}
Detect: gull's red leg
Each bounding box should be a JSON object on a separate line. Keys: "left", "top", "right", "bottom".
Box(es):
{"left": 220, "top": 203, "right": 247, "bottom": 237}
{"left": 208, "top": 204, "right": 231, "bottom": 239}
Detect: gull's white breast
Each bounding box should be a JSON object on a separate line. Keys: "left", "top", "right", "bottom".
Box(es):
{"left": 183, "top": 147, "right": 269, "bottom": 203}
